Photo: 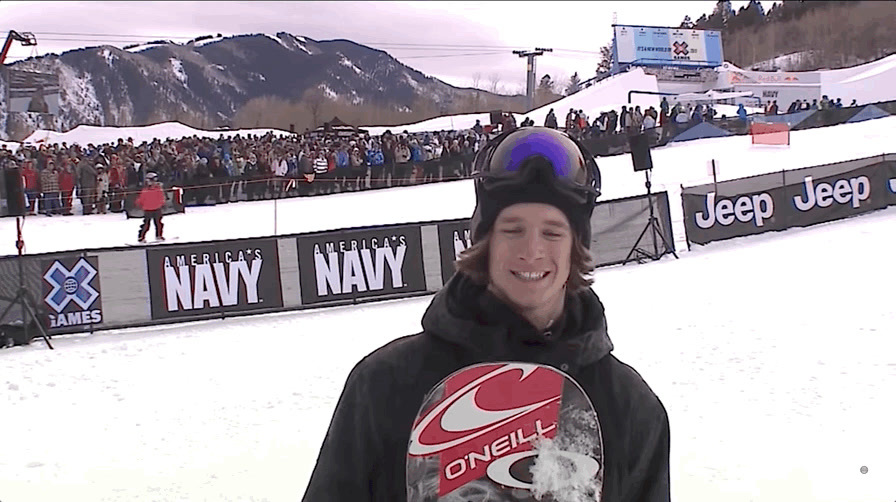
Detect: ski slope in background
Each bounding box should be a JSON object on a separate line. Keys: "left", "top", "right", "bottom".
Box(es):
{"left": 2, "top": 115, "right": 894, "bottom": 256}
{"left": 362, "top": 67, "right": 664, "bottom": 136}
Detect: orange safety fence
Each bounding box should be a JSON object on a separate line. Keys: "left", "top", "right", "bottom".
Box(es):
{"left": 750, "top": 122, "right": 791, "bottom": 145}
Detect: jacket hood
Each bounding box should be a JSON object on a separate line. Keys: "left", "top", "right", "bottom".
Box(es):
{"left": 420, "top": 272, "right": 614, "bottom": 374}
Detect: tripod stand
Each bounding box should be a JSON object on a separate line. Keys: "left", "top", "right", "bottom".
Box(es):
{"left": 623, "top": 169, "right": 679, "bottom": 265}
{"left": 0, "top": 216, "right": 53, "bottom": 349}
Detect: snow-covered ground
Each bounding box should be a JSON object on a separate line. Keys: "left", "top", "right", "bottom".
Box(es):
{"left": 123, "top": 40, "right": 175, "bottom": 53}
{"left": 1, "top": 206, "right": 893, "bottom": 502}
{"left": 1, "top": 114, "right": 895, "bottom": 502}
{"left": 713, "top": 103, "right": 757, "bottom": 117}
{"left": 1, "top": 140, "right": 21, "bottom": 152}
{"left": 21, "top": 122, "right": 294, "bottom": 147}
{"left": 193, "top": 35, "right": 226, "bottom": 48}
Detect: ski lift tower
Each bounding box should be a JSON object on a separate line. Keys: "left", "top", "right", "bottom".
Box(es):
{"left": 514, "top": 47, "right": 552, "bottom": 112}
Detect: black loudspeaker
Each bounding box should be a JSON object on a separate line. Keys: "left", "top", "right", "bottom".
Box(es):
{"left": 3, "top": 168, "right": 26, "bottom": 216}
{"left": 629, "top": 133, "right": 653, "bottom": 172}
{"left": 489, "top": 110, "right": 504, "bottom": 125}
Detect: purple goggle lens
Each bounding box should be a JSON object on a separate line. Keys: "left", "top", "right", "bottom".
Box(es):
{"left": 474, "top": 128, "right": 601, "bottom": 201}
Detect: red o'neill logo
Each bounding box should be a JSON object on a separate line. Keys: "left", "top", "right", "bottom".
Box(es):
{"left": 408, "top": 363, "right": 561, "bottom": 456}
{"left": 408, "top": 363, "right": 564, "bottom": 496}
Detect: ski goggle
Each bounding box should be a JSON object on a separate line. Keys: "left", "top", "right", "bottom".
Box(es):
{"left": 472, "top": 128, "right": 601, "bottom": 204}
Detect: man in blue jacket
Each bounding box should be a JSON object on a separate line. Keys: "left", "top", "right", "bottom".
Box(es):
{"left": 302, "top": 127, "right": 670, "bottom": 501}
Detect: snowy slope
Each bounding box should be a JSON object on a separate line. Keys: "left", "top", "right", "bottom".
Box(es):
{"left": 0, "top": 140, "right": 21, "bottom": 152}
{"left": 363, "top": 68, "right": 661, "bottom": 135}
{"left": 22, "top": 122, "right": 294, "bottom": 146}
{"left": 363, "top": 111, "right": 496, "bottom": 136}
{"left": 511, "top": 68, "right": 661, "bottom": 126}
{"left": 821, "top": 54, "right": 896, "bottom": 105}
{"left": 3, "top": 114, "right": 895, "bottom": 257}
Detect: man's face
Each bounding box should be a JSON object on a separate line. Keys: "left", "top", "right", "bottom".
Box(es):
{"left": 488, "top": 203, "right": 573, "bottom": 316}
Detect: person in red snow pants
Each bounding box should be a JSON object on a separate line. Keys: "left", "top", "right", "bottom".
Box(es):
{"left": 58, "top": 165, "right": 76, "bottom": 215}
{"left": 136, "top": 172, "right": 166, "bottom": 242}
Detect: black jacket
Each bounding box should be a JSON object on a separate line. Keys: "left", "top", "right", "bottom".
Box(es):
{"left": 302, "top": 273, "right": 670, "bottom": 501}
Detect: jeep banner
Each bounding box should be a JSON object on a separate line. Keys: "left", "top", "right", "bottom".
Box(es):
{"left": 296, "top": 225, "right": 427, "bottom": 305}
{"left": 682, "top": 156, "right": 896, "bottom": 245}
{"left": 883, "top": 159, "right": 896, "bottom": 205}
{"left": 42, "top": 255, "right": 104, "bottom": 334}
{"left": 436, "top": 219, "right": 472, "bottom": 285}
{"left": 682, "top": 174, "right": 789, "bottom": 245}
{"left": 146, "top": 239, "right": 283, "bottom": 320}
{"left": 783, "top": 166, "right": 886, "bottom": 227}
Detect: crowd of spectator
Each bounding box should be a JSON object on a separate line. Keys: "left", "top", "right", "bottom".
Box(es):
{"left": 764, "top": 95, "right": 856, "bottom": 115}
{"left": 535, "top": 99, "right": 717, "bottom": 143}
{"left": 0, "top": 127, "right": 493, "bottom": 215}
{"left": 526, "top": 92, "right": 857, "bottom": 145}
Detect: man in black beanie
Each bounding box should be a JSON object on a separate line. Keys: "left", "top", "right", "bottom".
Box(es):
{"left": 303, "top": 127, "right": 670, "bottom": 502}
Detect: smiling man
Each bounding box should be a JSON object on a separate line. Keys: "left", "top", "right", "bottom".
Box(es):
{"left": 481, "top": 204, "right": 576, "bottom": 332}
{"left": 303, "top": 127, "right": 670, "bottom": 501}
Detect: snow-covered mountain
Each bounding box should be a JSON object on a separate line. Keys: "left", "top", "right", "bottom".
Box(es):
{"left": 0, "top": 32, "right": 499, "bottom": 136}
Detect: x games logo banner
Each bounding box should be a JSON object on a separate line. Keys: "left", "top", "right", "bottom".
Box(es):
{"left": 42, "top": 256, "right": 103, "bottom": 332}
{"left": 614, "top": 24, "right": 723, "bottom": 67}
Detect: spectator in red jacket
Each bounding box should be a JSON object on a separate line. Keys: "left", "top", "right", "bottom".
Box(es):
{"left": 58, "top": 162, "right": 76, "bottom": 215}
{"left": 21, "top": 160, "right": 39, "bottom": 214}
{"left": 136, "top": 171, "right": 166, "bottom": 242}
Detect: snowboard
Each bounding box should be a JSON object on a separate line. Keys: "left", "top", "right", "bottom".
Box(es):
{"left": 407, "top": 362, "right": 604, "bottom": 502}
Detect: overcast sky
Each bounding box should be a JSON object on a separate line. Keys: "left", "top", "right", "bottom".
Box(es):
{"left": 0, "top": 1, "right": 775, "bottom": 91}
